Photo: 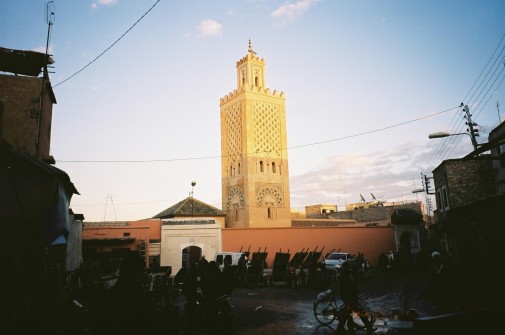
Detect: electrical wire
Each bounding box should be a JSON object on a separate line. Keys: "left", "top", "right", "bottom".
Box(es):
{"left": 421, "top": 32, "right": 505, "bottom": 176}
{"left": 56, "top": 105, "right": 458, "bottom": 163}
{"left": 53, "top": 0, "right": 161, "bottom": 88}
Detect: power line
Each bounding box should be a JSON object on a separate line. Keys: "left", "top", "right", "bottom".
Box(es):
{"left": 56, "top": 105, "right": 458, "bottom": 163}
{"left": 53, "top": 0, "right": 161, "bottom": 88}
{"left": 422, "top": 32, "right": 505, "bottom": 175}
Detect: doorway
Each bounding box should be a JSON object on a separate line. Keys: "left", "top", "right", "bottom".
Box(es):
{"left": 181, "top": 245, "right": 202, "bottom": 269}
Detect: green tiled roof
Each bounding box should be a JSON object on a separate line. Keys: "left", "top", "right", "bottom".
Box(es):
{"left": 152, "top": 197, "right": 226, "bottom": 219}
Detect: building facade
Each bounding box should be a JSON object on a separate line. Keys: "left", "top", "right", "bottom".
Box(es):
{"left": 488, "top": 120, "right": 505, "bottom": 195}
{"left": 220, "top": 41, "right": 291, "bottom": 228}
{"left": 0, "top": 47, "right": 56, "bottom": 163}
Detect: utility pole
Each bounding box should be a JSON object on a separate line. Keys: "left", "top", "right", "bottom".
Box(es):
{"left": 421, "top": 173, "right": 435, "bottom": 195}
{"left": 36, "top": 1, "right": 55, "bottom": 160}
{"left": 498, "top": 101, "right": 501, "bottom": 124}
{"left": 461, "top": 104, "right": 479, "bottom": 151}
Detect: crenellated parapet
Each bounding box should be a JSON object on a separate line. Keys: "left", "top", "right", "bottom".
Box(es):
{"left": 236, "top": 52, "right": 265, "bottom": 67}
{"left": 220, "top": 85, "right": 285, "bottom": 104}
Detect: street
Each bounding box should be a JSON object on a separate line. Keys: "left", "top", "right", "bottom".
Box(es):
{"left": 172, "top": 268, "right": 432, "bottom": 335}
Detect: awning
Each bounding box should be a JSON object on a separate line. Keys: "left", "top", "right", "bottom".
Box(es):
{"left": 0, "top": 140, "right": 79, "bottom": 245}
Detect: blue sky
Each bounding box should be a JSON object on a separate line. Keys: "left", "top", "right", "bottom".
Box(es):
{"left": 2, "top": 0, "right": 504, "bottom": 221}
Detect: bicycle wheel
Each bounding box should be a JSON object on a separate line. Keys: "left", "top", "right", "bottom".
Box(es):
{"left": 313, "top": 300, "right": 337, "bottom": 325}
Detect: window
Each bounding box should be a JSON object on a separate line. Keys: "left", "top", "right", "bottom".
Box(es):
{"left": 123, "top": 232, "right": 130, "bottom": 237}
{"left": 238, "top": 163, "right": 241, "bottom": 174}
{"left": 260, "top": 161, "right": 264, "bottom": 172}
{"left": 436, "top": 190, "right": 442, "bottom": 211}
{"left": 230, "top": 165, "right": 233, "bottom": 177}
{"left": 442, "top": 186, "right": 450, "bottom": 210}
{"left": 272, "top": 162, "right": 276, "bottom": 173}
{"left": 235, "top": 209, "right": 239, "bottom": 221}
{"left": 267, "top": 207, "right": 272, "bottom": 219}
{"left": 255, "top": 76, "right": 259, "bottom": 86}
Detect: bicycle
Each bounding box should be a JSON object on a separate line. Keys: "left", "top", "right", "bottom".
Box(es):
{"left": 313, "top": 289, "right": 347, "bottom": 325}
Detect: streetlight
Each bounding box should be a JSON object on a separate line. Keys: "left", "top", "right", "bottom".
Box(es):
{"left": 428, "top": 131, "right": 478, "bottom": 151}
{"left": 428, "top": 131, "right": 472, "bottom": 139}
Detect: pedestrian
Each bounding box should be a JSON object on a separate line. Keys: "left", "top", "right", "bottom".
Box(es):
{"left": 336, "top": 260, "right": 376, "bottom": 334}
{"left": 378, "top": 251, "right": 390, "bottom": 277}
{"left": 237, "top": 253, "right": 248, "bottom": 287}
{"left": 182, "top": 263, "right": 199, "bottom": 321}
{"left": 427, "top": 251, "right": 451, "bottom": 313}
{"left": 200, "top": 261, "right": 221, "bottom": 327}
{"left": 221, "top": 256, "right": 237, "bottom": 296}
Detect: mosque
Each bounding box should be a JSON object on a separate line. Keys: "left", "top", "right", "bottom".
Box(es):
{"left": 82, "top": 41, "right": 425, "bottom": 273}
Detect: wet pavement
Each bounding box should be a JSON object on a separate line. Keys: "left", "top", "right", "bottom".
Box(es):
{"left": 172, "top": 268, "right": 433, "bottom": 334}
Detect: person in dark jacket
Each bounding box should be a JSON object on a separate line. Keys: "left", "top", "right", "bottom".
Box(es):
{"left": 337, "top": 260, "right": 376, "bottom": 334}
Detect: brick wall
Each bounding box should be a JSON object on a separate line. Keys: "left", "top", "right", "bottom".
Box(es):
{"left": 0, "top": 74, "right": 54, "bottom": 160}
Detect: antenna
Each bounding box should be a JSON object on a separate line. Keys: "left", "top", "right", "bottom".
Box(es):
{"left": 104, "top": 194, "right": 118, "bottom": 221}
{"left": 36, "top": 1, "right": 55, "bottom": 160}
{"left": 44, "top": 1, "right": 55, "bottom": 77}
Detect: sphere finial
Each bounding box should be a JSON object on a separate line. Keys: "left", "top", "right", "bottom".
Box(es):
{"left": 248, "top": 38, "right": 256, "bottom": 54}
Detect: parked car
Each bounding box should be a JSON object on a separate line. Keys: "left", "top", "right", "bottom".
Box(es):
{"left": 323, "top": 252, "right": 353, "bottom": 271}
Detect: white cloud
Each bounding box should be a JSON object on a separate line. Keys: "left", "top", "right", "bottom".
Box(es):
{"left": 197, "top": 19, "right": 223, "bottom": 37}
{"left": 91, "top": 0, "right": 118, "bottom": 9}
{"left": 271, "top": 0, "right": 317, "bottom": 25}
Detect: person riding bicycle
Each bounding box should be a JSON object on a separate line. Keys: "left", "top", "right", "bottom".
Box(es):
{"left": 336, "top": 260, "right": 376, "bottom": 334}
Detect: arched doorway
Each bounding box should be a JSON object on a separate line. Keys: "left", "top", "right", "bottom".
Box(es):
{"left": 400, "top": 231, "right": 412, "bottom": 255}
{"left": 181, "top": 245, "right": 202, "bottom": 269}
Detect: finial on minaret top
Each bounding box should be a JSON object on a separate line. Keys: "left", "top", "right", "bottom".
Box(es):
{"left": 248, "top": 38, "right": 256, "bottom": 54}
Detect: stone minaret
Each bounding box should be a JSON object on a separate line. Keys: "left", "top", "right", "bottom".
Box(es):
{"left": 220, "top": 40, "right": 291, "bottom": 228}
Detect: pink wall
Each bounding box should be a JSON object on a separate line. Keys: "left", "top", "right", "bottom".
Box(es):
{"left": 129, "top": 219, "right": 161, "bottom": 240}
{"left": 222, "top": 226, "right": 396, "bottom": 267}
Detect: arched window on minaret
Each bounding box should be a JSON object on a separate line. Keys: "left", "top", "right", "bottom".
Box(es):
{"left": 260, "top": 161, "right": 264, "bottom": 172}
{"left": 255, "top": 76, "right": 259, "bottom": 87}
{"left": 238, "top": 163, "right": 241, "bottom": 174}
{"left": 230, "top": 165, "right": 233, "bottom": 177}
{"left": 272, "top": 162, "right": 276, "bottom": 174}
{"left": 267, "top": 207, "right": 272, "bottom": 219}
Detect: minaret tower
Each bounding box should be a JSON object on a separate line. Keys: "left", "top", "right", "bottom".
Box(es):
{"left": 220, "top": 40, "right": 291, "bottom": 228}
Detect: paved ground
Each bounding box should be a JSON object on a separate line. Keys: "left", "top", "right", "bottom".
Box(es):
{"left": 172, "top": 268, "right": 433, "bottom": 334}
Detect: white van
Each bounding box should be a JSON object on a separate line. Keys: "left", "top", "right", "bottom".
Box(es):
{"left": 215, "top": 252, "right": 246, "bottom": 267}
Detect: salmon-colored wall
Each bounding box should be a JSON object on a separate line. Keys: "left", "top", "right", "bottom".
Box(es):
{"left": 221, "top": 226, "right": 396, "bottom": 267}
{"left": 130, "top": 219, "right": 162, "bottom": 240}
